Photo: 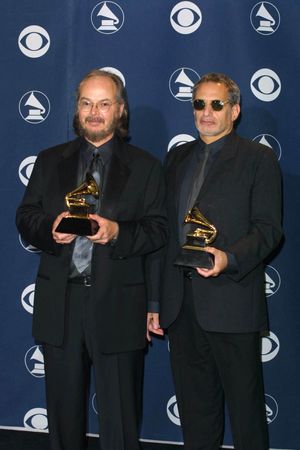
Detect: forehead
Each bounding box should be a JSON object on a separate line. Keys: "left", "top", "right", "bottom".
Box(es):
{"left": 79, "top": 76, "right": 117, "bottom": 99}
{"left": 195, "top": 81, "right": 229, "bottom": 99}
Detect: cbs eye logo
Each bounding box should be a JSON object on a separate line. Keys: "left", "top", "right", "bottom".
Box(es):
{"left": 24, "top": 408, "right": 48, "bottom": 430}
{"left": 261, "top": 331, "right": 280, "bottom": 362}
{"left": 21, "top": 283, "right": 35, "bottom": 315}
{"left": 250, "top": 68, "right": 281, "bottom": 101}
{"left": 168, "top": 134, "right": 195, "bottom": 152}
{"left": 170, "top": 1, "right": 202, "bottom": 34}
{"left": 166, "top": 395, "right": 181, "bottom": 426}
{"left": 19, "top": 156, "right": 37, "bottom": 186}
{"left": 18, "top": 26, "right": 50, "bottom": 58}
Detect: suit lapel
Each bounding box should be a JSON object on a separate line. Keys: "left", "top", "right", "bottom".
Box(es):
{"left": 100, "top": 139, "right": 131, "bottom": 219}
{"left": 198, "top": 133, "right": 239, "bottom": 199}
{"left": 58, "top": 139, "right": 81, "bottom": 198}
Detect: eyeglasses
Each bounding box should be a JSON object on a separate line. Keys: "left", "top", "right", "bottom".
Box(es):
{"left": 193, "top": 99, "right": 231, "bottom": 111}
{"left": 78, "top": 98, "right": 118, "bottom": 113}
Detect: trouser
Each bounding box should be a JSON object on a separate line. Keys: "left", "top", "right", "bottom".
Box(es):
{"left": 43, "top": 282, "right": 144, "bottom": 450}
{"left": 168, "top": 278, "right": 269, "bottom": 450}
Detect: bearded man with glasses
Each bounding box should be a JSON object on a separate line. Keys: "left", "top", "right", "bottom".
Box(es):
{"left": 16, "top": 69, "right": 167, "bottom": 450}
{"left": 158, "top": 73, "right": 282, "bottom": 450}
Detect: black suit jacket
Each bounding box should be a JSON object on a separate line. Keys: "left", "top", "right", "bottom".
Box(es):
{"left": 16, "top": 137, "right": 167, "bottom": 353}
{"left": 160, "top": 132, "right": 282, "bottom": 333}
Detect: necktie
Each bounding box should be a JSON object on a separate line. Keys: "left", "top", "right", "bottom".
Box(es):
{"left": 187, "top": 145, "right": 210, "bottom": 211}
{"left": 72, "top": 150, "right": 102, "bottom": 275}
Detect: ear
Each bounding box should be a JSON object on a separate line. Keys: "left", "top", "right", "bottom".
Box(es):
{"left": 231, "top": 104, "right": 240, "bottom": 122}
{"left": 118, "top": 102, "right": 125, "bottom": 118}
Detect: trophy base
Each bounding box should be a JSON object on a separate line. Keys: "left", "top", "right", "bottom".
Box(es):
{"left": 55, "top": 217, "right": 99, "bottom": 236}
{"left": 174, "top": 247, "right": 214, "bottom": 269}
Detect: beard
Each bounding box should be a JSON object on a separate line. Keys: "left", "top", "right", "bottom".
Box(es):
{"left": 74, "top": 113, "right": 119, "bottom": 143}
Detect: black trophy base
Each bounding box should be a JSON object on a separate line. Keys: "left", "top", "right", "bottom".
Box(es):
{"left": 55, "top": 217, "right": 99, "bottom": 236}
{"left": 174, "top": 247, "right": 214, "bottom": 269}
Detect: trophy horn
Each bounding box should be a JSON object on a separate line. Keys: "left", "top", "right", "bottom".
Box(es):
{"left": 184, "top": 206, "right": 217, "bottom": 244}
{"left": 66, "top": 173, "right": 99, "bottom": 209}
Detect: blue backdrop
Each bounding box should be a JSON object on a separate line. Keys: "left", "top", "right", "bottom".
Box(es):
{"left": 0, "top": 1, "right": 299, "bottom": 449}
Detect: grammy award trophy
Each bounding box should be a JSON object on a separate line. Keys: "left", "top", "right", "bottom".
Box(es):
{"left": 174, "top": 206, "right": 217, "bottom": 269}
{"left": 55, "top": 173, "right": 99, "bottom": 236}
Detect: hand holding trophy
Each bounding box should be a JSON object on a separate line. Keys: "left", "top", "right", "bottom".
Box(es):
{"left": 55, "top": 173, "right": 100, "bottom": 236}
{"left": 174, "top": 206, "right": 217, "bottom": 269}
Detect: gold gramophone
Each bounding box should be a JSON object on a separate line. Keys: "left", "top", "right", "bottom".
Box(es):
{"left": 174, "top": 206, "right": 217, "bottom": 269}
{"left": 55, "top": 173, "right": 100, "bottom": 236}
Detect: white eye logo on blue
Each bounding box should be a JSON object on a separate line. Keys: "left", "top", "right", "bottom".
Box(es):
{"left": 250, "top": 68, "right": 281, "bottom": 102}
{"left": 24, "top": 345, "right": 45, "bottom": 378}
{"left": 170, "top": 1, "right": 202, "bottom": 34}
{"left": 18, "top": 156, "right": 37, "bottom": 186}
{"left": 253, "top": 134, "right": 282, "bottom": 161}
{"left": 250, "top": 2, "right": 280, "bottom": 35}
{"left": 169, "top": 68, "right": 200, "bottom": 101}
{"left": 19, "top": 91, "right": 50, "bottom": 124}
{"left": 100, "top": 66, "right": 126, "bottom": 86}
{"left": 91, "top": 1, "right": 124, "bottom": 34}
{"left": 166, "top": 395, "right": 181, "bottom": 426}
{"left": 265, "top": 394, "right": 279, "bottom": 424}
{"left": 261, "top": 331, "right": 280, "bottom": 362}
{"left": 18, "top": 25, "right": 50, "bottom": 58}
{"left": 21, "top": 283, "right": 35, "bottom": 315}
{"left": 168, "top": 134, "right": 195, "bottom": 152}
{"left": 24, "top": 408, "right": 48, "bottom": 430}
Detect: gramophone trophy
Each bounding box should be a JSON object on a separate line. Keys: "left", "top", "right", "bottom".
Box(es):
{"left": 55, "top": 173, "right": 100, "bottom": 236}
{"left": 174, "top": 206, "right": 217, "bottom": 269}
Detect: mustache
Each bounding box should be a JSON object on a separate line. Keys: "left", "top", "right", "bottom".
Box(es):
{"left": 85, "top": 116, "right": 105, "bottom": 124}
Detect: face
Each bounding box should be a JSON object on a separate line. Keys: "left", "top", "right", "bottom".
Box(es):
{"left": 193, "top": 81, "right": 240, "bottom": 144}
{"left": 76, "top": 76, "right": 124, "bottom": 146}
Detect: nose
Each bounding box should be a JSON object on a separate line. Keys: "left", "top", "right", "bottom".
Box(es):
{"left": 202, "top": 103, "right": 213, "bottom": 115}
{"left": 90, "top": 103, "right": 100, "bottom": 114}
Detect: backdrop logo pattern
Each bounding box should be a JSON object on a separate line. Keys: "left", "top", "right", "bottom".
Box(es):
{"left": 168, "top": 134, "right": 195, "bottom": 151}
{"left": 265, "top": 265, "right": 281, "bottom": 297}
{"left": 253, "top": 134, "right": 282, "bottom": 160}
{"left": 23, "top": 408, "right": 48, "bottom": 430}
{"left": 100, "top": 66, "right": 126, "bottom": 86}
{"left": 261, "top": 331, "right": 280, "bottom": 362}
{"left": 250, "top": 68, "right": 281, "bottom": 101}
{"left": 250, "top": 2, "right": 280, "bottom": 35}
{"left": 18, "top": 156, "right": 37, "bottom": 186}
{"left": 169, "top": 68, "right": 200, "bottom": 101}
{"left": 166, "top": 395, "right": 181, "bottom": 426}
{"left": 19, "top": 235, "right": 40, "bottom": 253}
{"left": 21, "top": 284, "right": 35, "bottom": 315}
{"left": 91, "top": 2, "right": 124, "bottom": 34}
{"left": 92, "top": 393, "right": 99, "bottom": 415}
{"left": 24, "top": 345, "right": 45, "bottom": 378}
{"left": 170, "top": 1, "right": 202, "bottom": 34}
{"left": 265, "top": 394, "right": 279, "bottom": 424}
{"left": 18, "top": 25, "right": 50, "bottom": 58}
{"left": 19, "top": 91, "right": 50, "bottom": 124}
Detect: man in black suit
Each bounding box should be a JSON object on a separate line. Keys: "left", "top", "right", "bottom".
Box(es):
{"left": 159, "top": 73, "right": 282, "bottom": 449}
{"left": 16, "top": 69, "right": 167, "bottom": 450}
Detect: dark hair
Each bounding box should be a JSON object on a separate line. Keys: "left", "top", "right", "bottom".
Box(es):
{"left": 73, "top": 69, "right": 129, "bottom": 138}
{"left": 192, "top": 72, "right": 240, "bottom": 105}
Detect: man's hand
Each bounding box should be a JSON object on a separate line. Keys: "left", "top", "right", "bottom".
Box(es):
{"left": 147, "top": 312, "right": 164, "bottom": 342}
{"left": 52, "top": 212, "right": 77, "bottom": 244}
{"left": 196, "top": 246, "right": 228, "bottom": 278}
{"left": 87, "top": 214, "right": 119, "bottom": 245}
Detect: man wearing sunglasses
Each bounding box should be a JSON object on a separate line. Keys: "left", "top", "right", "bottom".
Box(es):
{"left": 159, "top": 73, "right": 282, "bottom": 449}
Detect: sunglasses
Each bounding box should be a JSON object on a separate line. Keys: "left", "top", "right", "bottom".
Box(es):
{"left": 193, "top": 99, "right": 231, "bottom": 111}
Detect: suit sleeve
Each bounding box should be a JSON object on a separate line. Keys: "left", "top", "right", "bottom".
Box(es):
{"left": 112, "top": 159, "right": 168, "bottom": 259}
{"left": 227, "top": 147, "right": 282, "bottom": 281}
{"left": 16, "top": 153, "right": 60, "bottom": 255}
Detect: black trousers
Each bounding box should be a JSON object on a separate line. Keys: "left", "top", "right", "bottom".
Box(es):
{"left": 43, "top": 282, "right": 144, "bottom": 450}
{"left": 168, "top": 278, "right": 269, "bottom": 450}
